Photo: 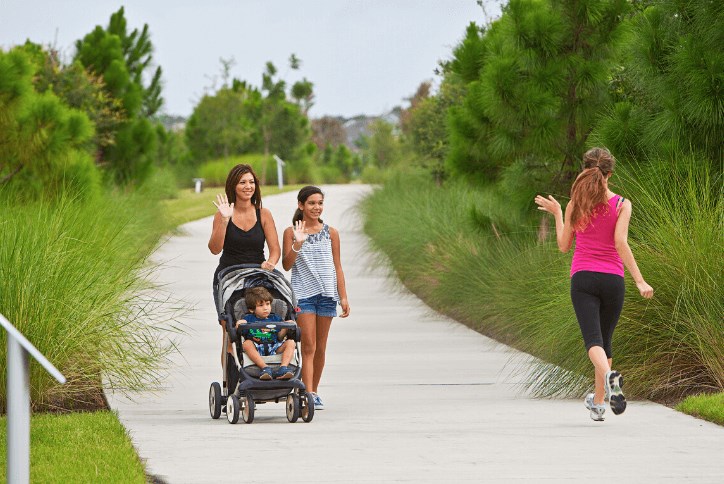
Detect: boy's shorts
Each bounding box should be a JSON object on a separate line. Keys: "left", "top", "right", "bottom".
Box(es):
{"left": 255, "top": 341, "right": 283, "bottom": 356}
{"left": 297, "top": 294, "right": 338, "bottom": 318}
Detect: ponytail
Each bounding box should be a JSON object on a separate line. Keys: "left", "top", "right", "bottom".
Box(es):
{"left": 293, "top": 185, "right": 324, "bottom": 225}
{"left": 569, "top": 148, "right": 616, "bottom": 231}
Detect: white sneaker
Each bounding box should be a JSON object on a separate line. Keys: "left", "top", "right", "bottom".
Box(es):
{"left": 605, "top": 370, "right": 627, "bottom": 415}
{"left": 585, "top": 393, "right": 605, "bottom": 421}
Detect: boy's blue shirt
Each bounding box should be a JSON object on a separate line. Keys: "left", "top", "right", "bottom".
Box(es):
{"left": 242, "top": 313, "right": 282, "bottom": 343}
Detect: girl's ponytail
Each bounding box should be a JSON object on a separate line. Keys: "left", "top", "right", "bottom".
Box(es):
{"left": 292, "top": 208, "right": 304, "bottom": 224}
{"left": 569, "top": 148, "right": 616, "bottom": 231}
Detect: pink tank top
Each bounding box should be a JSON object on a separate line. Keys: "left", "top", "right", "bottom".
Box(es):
{"left": 570, "top": 194, "right": 624, "bottom": 277}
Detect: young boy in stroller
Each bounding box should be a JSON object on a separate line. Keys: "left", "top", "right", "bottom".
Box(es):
{"left": 209, "top": 264, "right": 314, "bottom": 424}
{"left": 236, "top": 287, "right": 296, "bottom": 380}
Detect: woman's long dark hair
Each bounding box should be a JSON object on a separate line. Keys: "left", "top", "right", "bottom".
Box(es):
{"left": 569, "top": 148, "right": 616, "bottom": 231}
{"left": 293, "top": 185, "right": 324, "bottom": 224}
{"left": 225, "top": 164, "right": 262, "bottom": 209}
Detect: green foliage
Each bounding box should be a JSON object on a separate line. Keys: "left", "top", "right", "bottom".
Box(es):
{"left": 0, "top": 48, "right": 99, "bottom": 199}
{"left": 0, "top": 412, "right": 147, "bottom": 482}
{"left": 74, "top": 7, "right": 165, "bottom": 185}
{"left": 197, "top": 154, "right": 275, "bottom": 186}
{"left": 185, "top": 87, "right": 260, "bottom": 161}
{"left": 0, "top": 188, "right": 179, "bottom": 411}
{"left": 186, "top": 57, "right": 312, "bottom": 180}
{"left": 676, "top": 392, "right": 724, "bottom": 426}
{"left": 403, "top": 79, "right": 465, "bottom": 183}
{"left": 446, "top": 0, "right": 630, "bottom": 187}
{"left": 596, "top": 0, "right": 724, "bottom": 164}
{"left": 365, "top": 119, "right": 402, "bottom": 169}
{"left": 362, "top": 160, "right": 722, "bottom": 401}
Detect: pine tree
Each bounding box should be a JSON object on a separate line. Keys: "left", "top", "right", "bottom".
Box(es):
{"left": 74, "top": 7, "right": 164, "bottom": 184}
{"left": 447, "top": 0, "right": 630, "bottom": 188}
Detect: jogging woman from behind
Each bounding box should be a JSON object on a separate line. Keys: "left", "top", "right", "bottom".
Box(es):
{"left": 534, "top": 147, "right": 654, "bottom": 421}
{"left": 282, "top": 186, "right": 350, "bottom": 410}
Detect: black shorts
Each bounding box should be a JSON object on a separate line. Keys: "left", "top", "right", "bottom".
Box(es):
{"left": 570, "top": 271, "right": 625, "bottom": 358}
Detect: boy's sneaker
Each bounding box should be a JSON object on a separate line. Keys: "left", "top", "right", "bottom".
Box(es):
{"left": 259, "top": 367, "right": 273, "bottom": 380}
{"left": 274, "top": 366, "right": 293, "bottom": 380}
{"left": 605, "top": 370, "right": 627, "bottom": 415}
{"left": 311, "top": 392, "right": 324, "bottom": 410}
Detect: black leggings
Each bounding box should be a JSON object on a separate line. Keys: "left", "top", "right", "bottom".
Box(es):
{"left": 570, "top": 271, "right": 625, "bottom": 358}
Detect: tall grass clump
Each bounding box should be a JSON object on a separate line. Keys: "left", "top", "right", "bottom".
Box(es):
{"left": 0, "top": 187, "right": 181, "bottom": 411}
{"left": 362, "top": 161, "right": 722, "bottom": 401}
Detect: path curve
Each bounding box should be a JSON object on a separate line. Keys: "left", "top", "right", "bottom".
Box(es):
{"left": 107, "top": 184, "right": 723, "bottom": 483}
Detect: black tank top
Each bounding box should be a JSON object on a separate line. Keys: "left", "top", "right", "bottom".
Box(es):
{"left": 217, "top": 209, "right": 265, "bottom": 272}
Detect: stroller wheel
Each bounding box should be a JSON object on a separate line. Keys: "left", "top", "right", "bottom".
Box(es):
{"left": 226, "top": 395, "right": 240, "bottom": 424}
{"left": 209, "top": 382, "right": 222, "bottom": 419}
{"left": 300, "top": 392, "right": 315, "bottom": 423}
{"left": 286, "top": 394, "right": 300, "bottom": 423}
{"left": 241, "top": 395, "right": 255, "bottom": 424}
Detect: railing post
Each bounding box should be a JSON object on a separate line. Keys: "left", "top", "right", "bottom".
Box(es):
{"left": 7, "top": 337, "right": 30, "bottom": 483}
{"left": 1, "top": 313, "right": 66, "bottom": 484}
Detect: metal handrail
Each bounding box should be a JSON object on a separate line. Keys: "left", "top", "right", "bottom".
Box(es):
{"left": 1, "top": 312, "right": 66, "bottom": 484}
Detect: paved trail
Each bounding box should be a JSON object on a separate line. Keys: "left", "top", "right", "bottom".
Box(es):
{"left": 107, "top": 185, "right": 723, "bottom": 483}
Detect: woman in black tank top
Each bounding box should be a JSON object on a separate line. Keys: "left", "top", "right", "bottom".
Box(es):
{"left": 208, "top": 164, "right": 281, "bottom": 373}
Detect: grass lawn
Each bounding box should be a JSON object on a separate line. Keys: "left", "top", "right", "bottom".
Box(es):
{"left": 676, "top": 392, "right": 724, "bottom": 426}
{"left": 0, "top": 411, "right": 146, "bottom": 483}
{"left": 163, "top": 184, "right": 304, "bottom": 227}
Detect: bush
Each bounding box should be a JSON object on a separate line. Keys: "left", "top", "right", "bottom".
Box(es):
{"left": 0, "top": 188, "right": 180, "bottom": 411}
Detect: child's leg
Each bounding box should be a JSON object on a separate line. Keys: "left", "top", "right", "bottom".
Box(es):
{"left": 276, "top": 340, "right": 296, "bottom": 366}
{"left": 296, "top": 313, "right": 317, "bottom": 391}
{"left": 241, "top": 340, "right": 268, "bottom": 368}
{"left": 312, "top": 316, "right": 333, "bottom": 393}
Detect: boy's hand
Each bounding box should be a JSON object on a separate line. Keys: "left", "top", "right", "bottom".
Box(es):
{"left": 235, "top": 319, "right": 247, "bottom": 328}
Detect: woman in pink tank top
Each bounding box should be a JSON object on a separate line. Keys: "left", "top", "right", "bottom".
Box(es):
{"left": 535, "top": 148, "right": 654, "bottom": 422}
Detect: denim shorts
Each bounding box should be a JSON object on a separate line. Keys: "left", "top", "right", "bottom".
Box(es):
{"left": 297, "top": 294, "right": 338, "bottom": 318}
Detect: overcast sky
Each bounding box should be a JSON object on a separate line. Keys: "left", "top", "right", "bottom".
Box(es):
{"left": 1, "top": 1, "right": 502, "bottom": 118}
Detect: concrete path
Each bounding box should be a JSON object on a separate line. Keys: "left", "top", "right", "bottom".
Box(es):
{"left": 107, "top": 184, "right": 723, "bottom": 483}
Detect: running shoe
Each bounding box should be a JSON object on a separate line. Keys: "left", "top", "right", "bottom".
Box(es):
{"left": 584, "top": 393, "right": 605, "bottom": 421}
{"left": 589, "top": 402, "right": 606, "bottom": 421}
{"left": 605, "top": 370, "right": 627, "bottom": 415}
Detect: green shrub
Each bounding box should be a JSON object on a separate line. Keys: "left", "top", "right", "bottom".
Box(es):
{"left": 285, "top": 156, "right": 321, "bottom": 185}
{"left": 0, "top": 189, "right": 180, "bottom": 411}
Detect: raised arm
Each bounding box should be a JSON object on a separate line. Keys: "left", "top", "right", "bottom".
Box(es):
{"left": 208, "top": 194, "right": 233, "bottom": 254}
{"left": 534, "top": 195, "right": 574, "bottom": 252}
{"left": 614, "top": 200, "right": 654, "bottom": 298}
{"left": 260, "top": 207, "right": 280, "bottom": 269}
{"left": 330, "top": 227, "right": 350, "bottom": 318}
{"left": 282, "top": 222, "right": 306, "bottom": 271}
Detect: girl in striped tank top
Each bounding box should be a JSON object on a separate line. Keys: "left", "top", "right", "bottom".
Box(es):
{"left": 282, "top": 186, "right": 350, "bottom": 410}
{"left": 535, "top": 148, "right": 653, "bottom": 422}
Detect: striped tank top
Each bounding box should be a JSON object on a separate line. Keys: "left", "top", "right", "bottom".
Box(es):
{"left": 291, "top": 224, "right": 339, "bottom": 301}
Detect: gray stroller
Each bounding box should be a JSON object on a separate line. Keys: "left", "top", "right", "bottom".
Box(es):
{"left": 208, "top": 264, "right": 314, "bottom": 424}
